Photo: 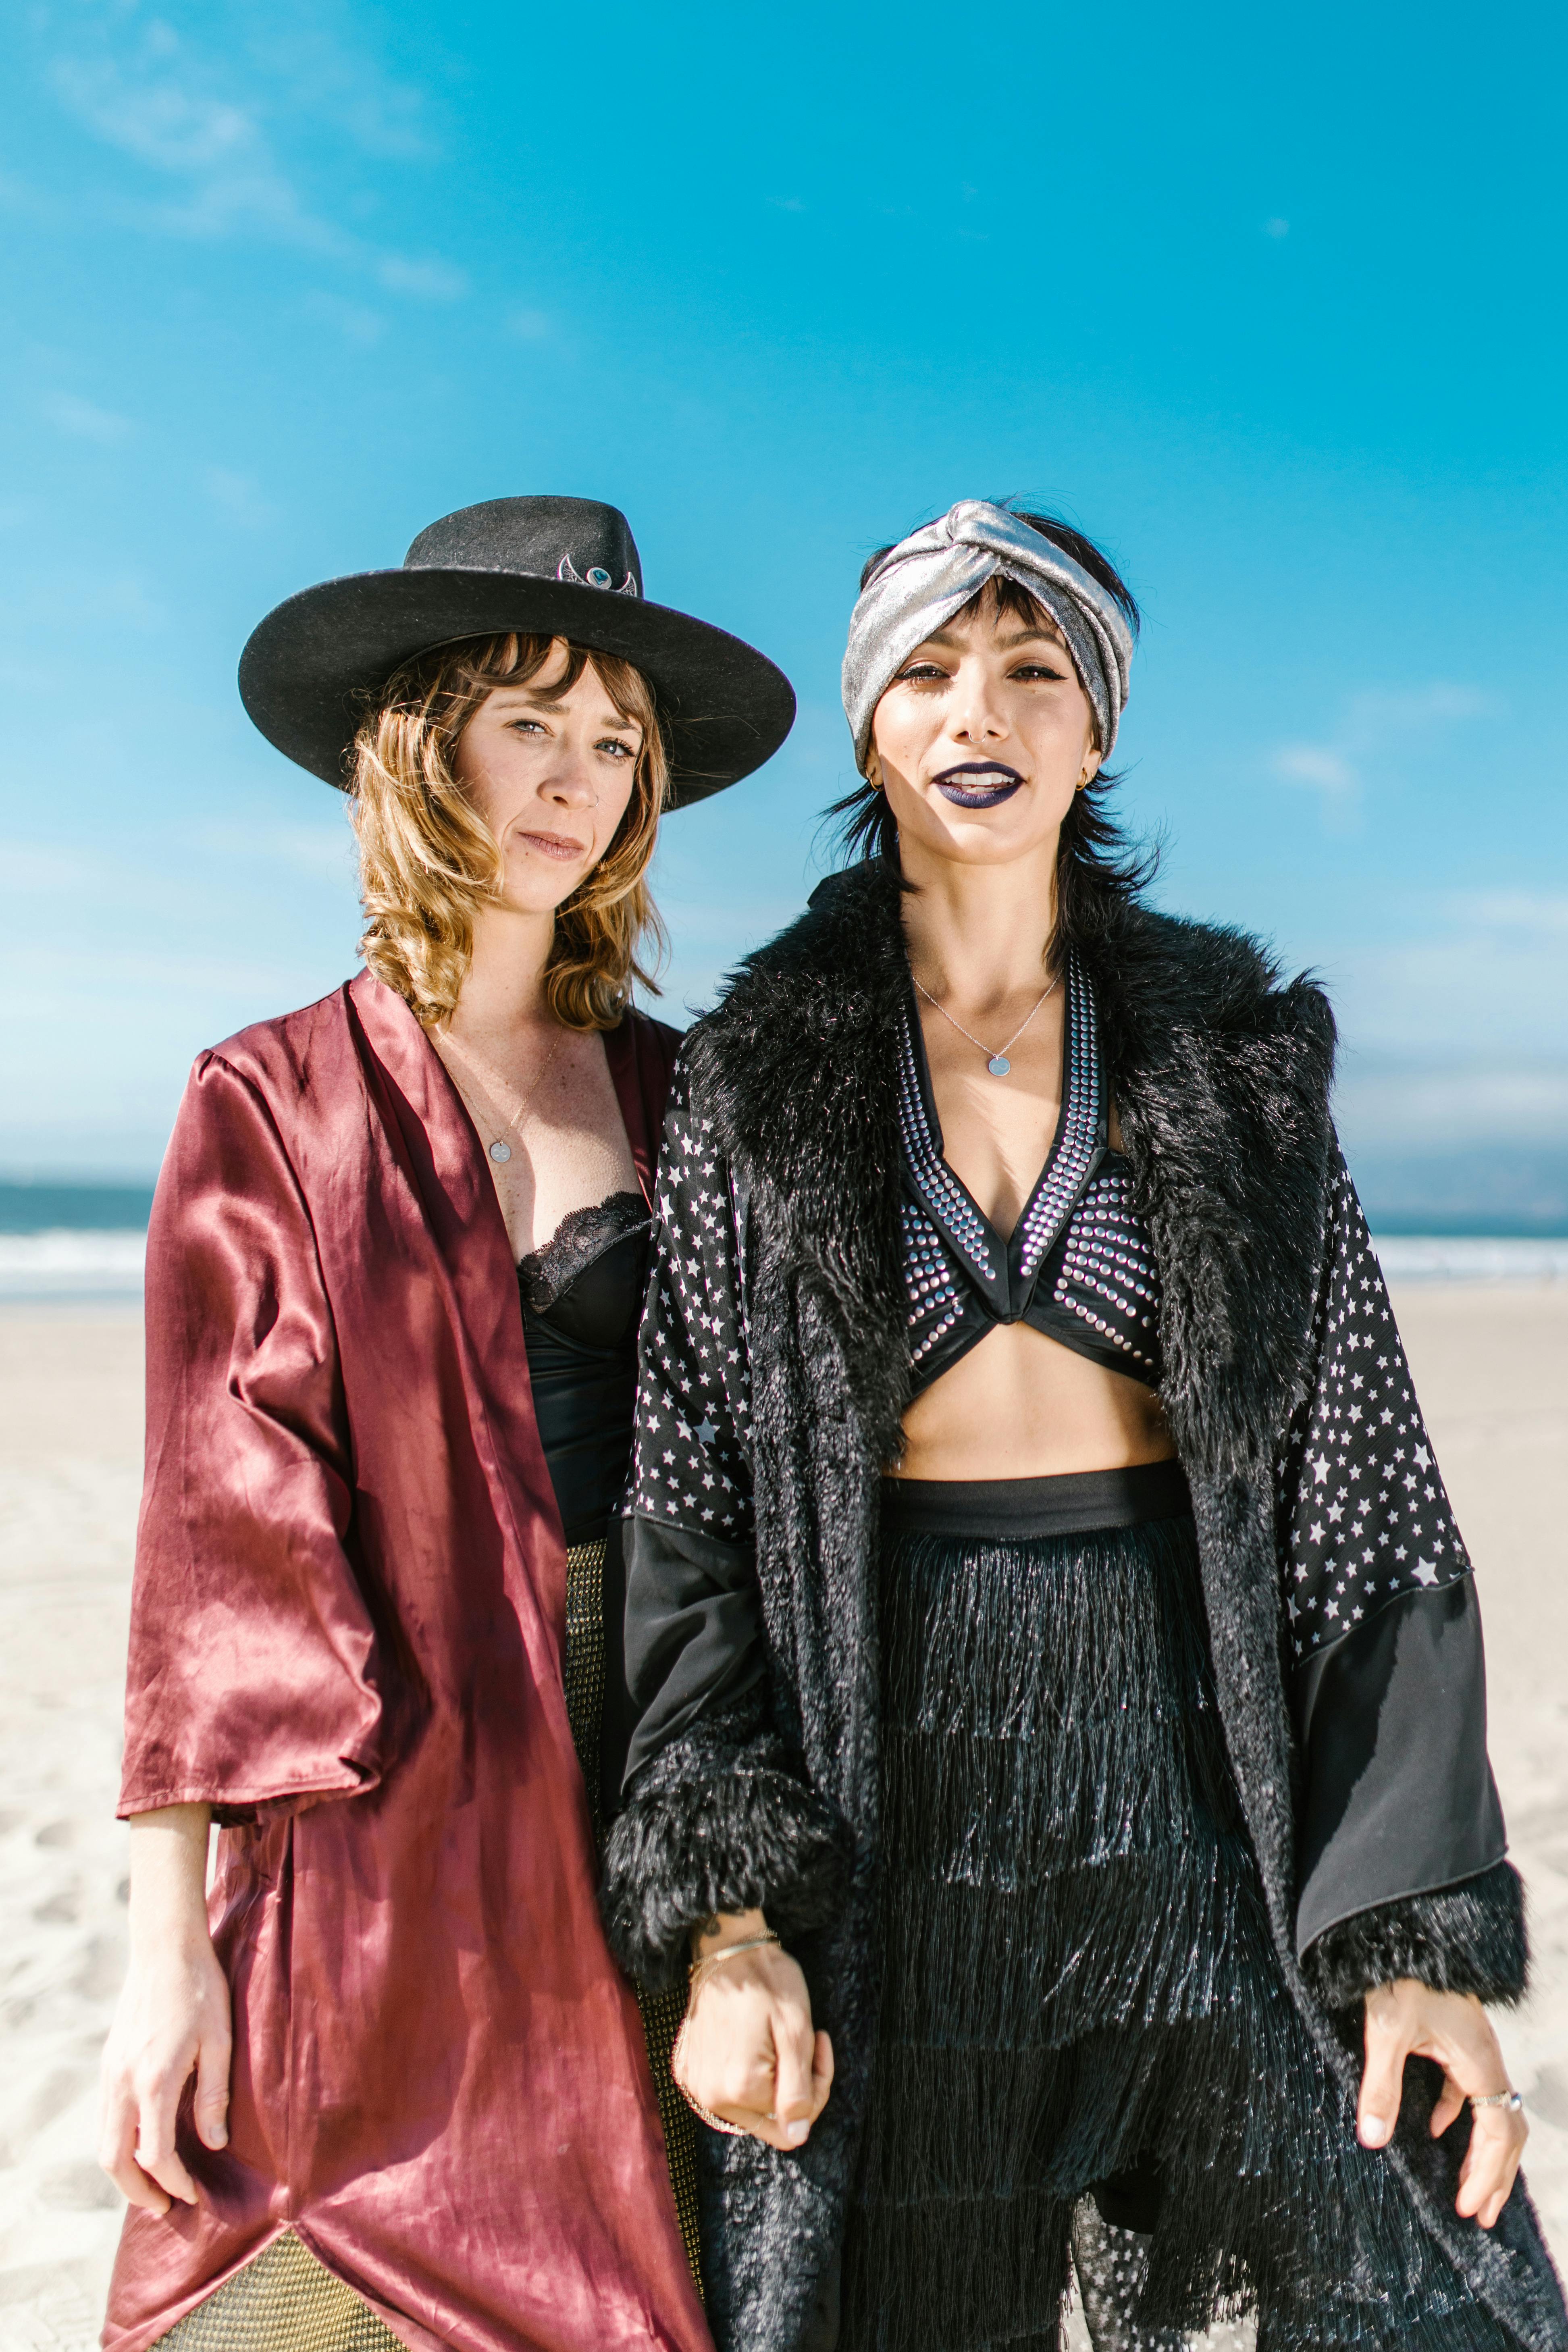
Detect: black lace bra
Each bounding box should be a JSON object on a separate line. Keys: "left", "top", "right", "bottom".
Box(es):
{"left": 899, "top": 952, "right": 1163, "bottom": 1397}
{"left": 520, "top": 1192, "right": 651, "bottom": 1543}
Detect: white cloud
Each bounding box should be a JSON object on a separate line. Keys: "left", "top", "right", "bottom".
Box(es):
{"left": 1336, "top": 1063, "right": 1568, "bottom": 1149}
{"left": 0, "top": 570, "right": 167, "bottom": 631}
{"left": 38, "top": 4, "right": 463, "bottom": 299}
{"left": 200, "top": 464, "right": 274, "bottom": 528}
{"left": 1454, "top": 890, "right": 1568, "bottom": 936}
{"left": 303, "top": 291, "right": 387, "bottom": 346}
{"left": 41, "top": 391, "right": 134, "bottom": 444}
{"left": 375, "top": 254, "right": 468, "bottom": 302}
{"left": 1275, "top": 744, "right": 1355, "bottom": 796}
{"left": 0, "top": 841, "right": 99, "bottom": 892}
{"left": 47, "top": 44, "right": 343, "bottom": 250}
{"left": 1269, "top": 680, "right": 1497, "bottom": 813}
{"left": 1347, "top": 683, "right": 1493, "bottom": 730}
{"left": 239, "top": 19, "right": 433, "bottom": 162}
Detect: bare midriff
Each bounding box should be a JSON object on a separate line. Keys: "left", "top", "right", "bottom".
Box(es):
{"left": 891, "top": 1318, "right": 1176, "bottom": 1483}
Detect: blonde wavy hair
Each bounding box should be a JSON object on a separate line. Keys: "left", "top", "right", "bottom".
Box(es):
{"left": 350, "top": 631, "right": 668, "bottom": 1031}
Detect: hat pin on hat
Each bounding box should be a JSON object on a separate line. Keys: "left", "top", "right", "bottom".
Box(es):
{"left": 557, "top": 553, "right": 637, "bottom": 595}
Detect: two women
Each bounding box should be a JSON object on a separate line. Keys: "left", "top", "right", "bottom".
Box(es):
{"left": 604, "top": 503, "right": 1566, "bottom": 2352}
{"left": 103, "top": 484, "right": 1561, "bottom": 2352}
{"left": 99, "top": 496, "right": 791, "bottom": 2351}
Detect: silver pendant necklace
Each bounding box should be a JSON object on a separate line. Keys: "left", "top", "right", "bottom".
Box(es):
{"left": 439, "top": 1025, "right": 564, "bottom": 1162}
{"left": 913, "top": 971, "right": 1059, "bottom": 1077}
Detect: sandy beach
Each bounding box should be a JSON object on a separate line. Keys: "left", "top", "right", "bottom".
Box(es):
{"left": 0, "top": 1285, "right": 1562, "bottom": 2352}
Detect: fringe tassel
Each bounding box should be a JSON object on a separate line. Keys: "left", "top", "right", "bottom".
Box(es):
{"left": 842, "top": 1514, "right": 1522, "bottom": 2352}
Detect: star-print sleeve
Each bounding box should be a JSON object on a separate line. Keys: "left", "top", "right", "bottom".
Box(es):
{"left": 628, "top": 1056, "right": 755, "bottom": 1544}
{"left": 601, "top": 1052, "right": 851, "bottom": 1988}
{"left": 1276, "top": 1153, "right": 1472, "bottom": 1656}
{"left": 620, "top": 1051, "right": 767, "bottom": 1783}
{"left": 602, "top": 1072, "right": 851, "bottom": 1985}
{"left": 1276, "top": 1150, "right": 1523, "bottom": 2006}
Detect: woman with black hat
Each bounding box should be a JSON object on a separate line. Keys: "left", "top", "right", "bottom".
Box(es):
{"left": 96, "top": 496, "right": 792, "bottom": 2352}
{"left": 600, "top": 502, "right": 1564, "bottom": 2352}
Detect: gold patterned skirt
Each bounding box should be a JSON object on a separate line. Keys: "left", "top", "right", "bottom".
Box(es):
{"left": 154, "top": 2233, "right": 405, "bottom": 2350}
{"left": 155, "top": 1536, "right": 699, "bottom": 2348}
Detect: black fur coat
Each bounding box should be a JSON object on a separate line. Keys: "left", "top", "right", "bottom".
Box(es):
{"left": 603, "top": 857, "right": 1564, "bottom": 2352}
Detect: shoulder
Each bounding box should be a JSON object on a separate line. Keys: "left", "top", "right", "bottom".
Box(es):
{"left": 673, "top": 861, "right": 911, "bottom": 1179}
{"left": 687, "top": 857, "right": 907, "bottom": 1062}
{"left": 1087, "top": 900, "right": 1336, "bottom": 1064}
{"left": 200, "top": 981, "right": 358, "bottom": 1088}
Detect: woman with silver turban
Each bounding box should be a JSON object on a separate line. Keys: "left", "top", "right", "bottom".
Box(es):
{"left": 602, "top": 502, "right": 1558, "bottom": 2352}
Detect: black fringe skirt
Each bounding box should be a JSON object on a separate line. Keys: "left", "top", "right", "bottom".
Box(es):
{"left": 839, "top": 1465, "right": 1516, "bottom": 2352}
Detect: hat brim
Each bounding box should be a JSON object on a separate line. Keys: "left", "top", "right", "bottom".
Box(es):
{"left": 237, "top": 568, "right": 796, "bottom": 807}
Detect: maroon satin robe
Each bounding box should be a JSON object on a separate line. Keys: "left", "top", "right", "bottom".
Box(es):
{"left": 106, "top": 973, "right": 707, "bottom": 2352}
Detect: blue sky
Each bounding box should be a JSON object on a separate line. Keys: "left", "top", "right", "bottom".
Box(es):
{"left": 2, "top": 0, "right": 1565, "bottom": 1224}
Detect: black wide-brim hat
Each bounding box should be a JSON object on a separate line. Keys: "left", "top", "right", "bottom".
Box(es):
{"left": 238, "top": 495, "right": 795, "bottom": 808}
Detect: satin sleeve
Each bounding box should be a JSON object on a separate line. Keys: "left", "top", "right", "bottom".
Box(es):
{"left": 119, "top": 1050, "right": 395, "bottom": 1824}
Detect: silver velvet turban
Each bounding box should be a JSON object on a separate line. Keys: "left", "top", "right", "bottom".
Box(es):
{"left": 841, "top": 499, "right": 1135, "bottom": 772}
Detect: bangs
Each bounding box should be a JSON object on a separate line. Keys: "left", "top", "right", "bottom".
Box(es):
{"left": 433, "top": 634, "right": 659, "bottom": 739}
{"left": 949, "top": 573, "right": 1068, "bottom": 643}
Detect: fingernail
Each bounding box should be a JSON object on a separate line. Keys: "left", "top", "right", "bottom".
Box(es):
{"left": 1361, "top": 2116, "right": 1388, "bottom": 2146}
{"left": 784, "top": 2122, "right": 809, "bottom": 2146}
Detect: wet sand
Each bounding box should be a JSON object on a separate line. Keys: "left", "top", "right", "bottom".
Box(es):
{"left": 0, "top": 1287, "right": 1562, "bottom": 2352}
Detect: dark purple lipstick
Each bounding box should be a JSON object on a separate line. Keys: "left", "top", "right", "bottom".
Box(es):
{"left": 933, "top": 760, "right": 1025, "bottom": 809}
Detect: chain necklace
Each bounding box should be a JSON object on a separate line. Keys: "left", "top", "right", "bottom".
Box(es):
{"left": 438, "top": 1024, "right": 564, "bottom": 1163}
{"left": 912, "top": 971, "right": 1059, "bottom": 1078}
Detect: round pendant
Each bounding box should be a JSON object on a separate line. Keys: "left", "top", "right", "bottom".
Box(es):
{"left": 489, "top": 1140, "right": 512, "bottom": 1164}
{"left": 987, "top": 1054, "right": 1011, "bottom": 1077}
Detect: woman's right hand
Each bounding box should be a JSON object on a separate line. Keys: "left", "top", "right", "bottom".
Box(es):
{"left": 674, "top": 1911, "right": 834, "bottom": 2150}
{"left": 99, "top": 1804, "right": 231, "bottom": 2214}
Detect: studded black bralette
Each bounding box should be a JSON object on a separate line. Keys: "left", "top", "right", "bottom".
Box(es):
{"left": 898, "top": 951, "right": 1163, "bottom": 1396}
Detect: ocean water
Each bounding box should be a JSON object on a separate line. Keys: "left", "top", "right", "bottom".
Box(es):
{"left": 0, "top": 1182, "right": 154, "bottom": 1298}
{"left": 1, "top": 1182, "right": 1564, "bottom": 1301}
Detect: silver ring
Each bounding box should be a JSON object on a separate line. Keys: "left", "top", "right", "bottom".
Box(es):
{"left": 1472, "top": 2089, "right": 1523, "bottom": 2112}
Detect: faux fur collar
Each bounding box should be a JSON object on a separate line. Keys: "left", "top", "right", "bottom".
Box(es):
{"left": 685, "top": 856, "right": 1338, "bottom": 1479}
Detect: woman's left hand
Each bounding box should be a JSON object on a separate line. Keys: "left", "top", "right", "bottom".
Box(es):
{"left": 1358, "top": 1979, "right": 1527, "bottom": 2228}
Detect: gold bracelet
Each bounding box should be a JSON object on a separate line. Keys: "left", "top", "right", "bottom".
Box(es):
{"left": 671, "top": 1930, "right": 784, "bottom": 2135}
{"left": 687, "top": 1928, "right": 781, "bottom": 1996}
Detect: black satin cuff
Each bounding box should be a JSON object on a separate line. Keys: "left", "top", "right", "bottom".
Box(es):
{"left": 1293, "top": 1578, "right": 1506, "bottom": 1958}
{"left": 621, "top": 1512, "right": 767, "bottom": 1790}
